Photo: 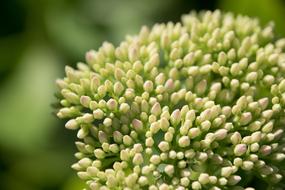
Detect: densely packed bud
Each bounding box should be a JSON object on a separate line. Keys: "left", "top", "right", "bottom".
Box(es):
{"left": 56, "top": 10, "right": 285, "bottom": 189}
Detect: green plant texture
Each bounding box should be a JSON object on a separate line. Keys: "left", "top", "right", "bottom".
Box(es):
{"left": 55, "top": 10, "right": 285, "bottom": 190}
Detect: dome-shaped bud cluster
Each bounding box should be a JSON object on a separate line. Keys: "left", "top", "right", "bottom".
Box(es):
{"left": 56, "top": 10, "right": 285, "bottom": 190}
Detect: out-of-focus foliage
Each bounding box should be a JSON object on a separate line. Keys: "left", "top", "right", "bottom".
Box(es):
{"left": 0, "top": 0, "right": 284, "bottom": 189}
{"left": 219, "top": 0, "right": 285, "bottom": 36}
{"left": 0, "top": 46, "right": 59, "bottom": 151}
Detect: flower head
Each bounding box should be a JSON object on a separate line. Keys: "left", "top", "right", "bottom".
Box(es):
{"left": 56, "top": 10, "right": 285, "bottom": 189}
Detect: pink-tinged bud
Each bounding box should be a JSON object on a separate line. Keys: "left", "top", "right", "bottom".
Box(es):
{"left": 234, "top": 144, "right": 247, "bottom": 156}
{"left": 132, "top": 119, "right": 143, "bottom": 132}
{"left": 170, "top": 109, "right": 181, "bottom": 126}
{"left": 151, "top": 102, "right": 162, "bottom": 116}
{"left": 240, "top": 112, "right": 252, "bottom": 125}
{"left": 107, "top": 99, "right": 118, "bottom": 110}
{"left": 214, "top": 129, "right": 228, "bottom": 140}
{"left": 260, "top": 145, "right": 272, "bottom": 156}
{"left": 85, "top": 50, "right": 96, "bottom": 64}
{"left": 165, "top": 79, "right": 175, "bottom": 91}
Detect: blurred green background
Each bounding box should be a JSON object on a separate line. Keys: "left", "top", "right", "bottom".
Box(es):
{"left": 1, "top": 0, "right": 285, "bottom": 189}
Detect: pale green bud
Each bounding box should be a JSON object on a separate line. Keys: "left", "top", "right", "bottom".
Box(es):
{"left": 158, "top": 141, "right": 170, "bottom": 152}
{"left": 133, "top": 153, "right": 144, "bottom": 165}
{"left": 65, "top": 119, "right": 79, "bottom": 130}
{"left": 178, "top": 136, "right": 190, "bottom": 147}
{"left": 144, "top": 80, "right": 154, "bottom": 92}
{"left": 93, "top": 109, "right": 104, "bottom": 119}
{"left": 164, "top": 164, "right": 175, "bottom": 176}
{"left": 198, "top": 173, "right": 210, "bottom": 185}
{"left": 94, "top": 149, "right": 105, "bottom": 159}
{"left": 120, "top": 103, "right": 130, "bottom": 113}
{"left": 192, "top": 181, "right": 202, "bottom": 190}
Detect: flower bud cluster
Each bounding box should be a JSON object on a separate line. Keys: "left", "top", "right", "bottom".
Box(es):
{"left": 56, "top": 10, "right": 285, "bottom": 190}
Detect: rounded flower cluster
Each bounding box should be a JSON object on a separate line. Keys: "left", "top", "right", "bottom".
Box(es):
{"left": 56, "top": 10, "right": 285, "bottom": 190}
